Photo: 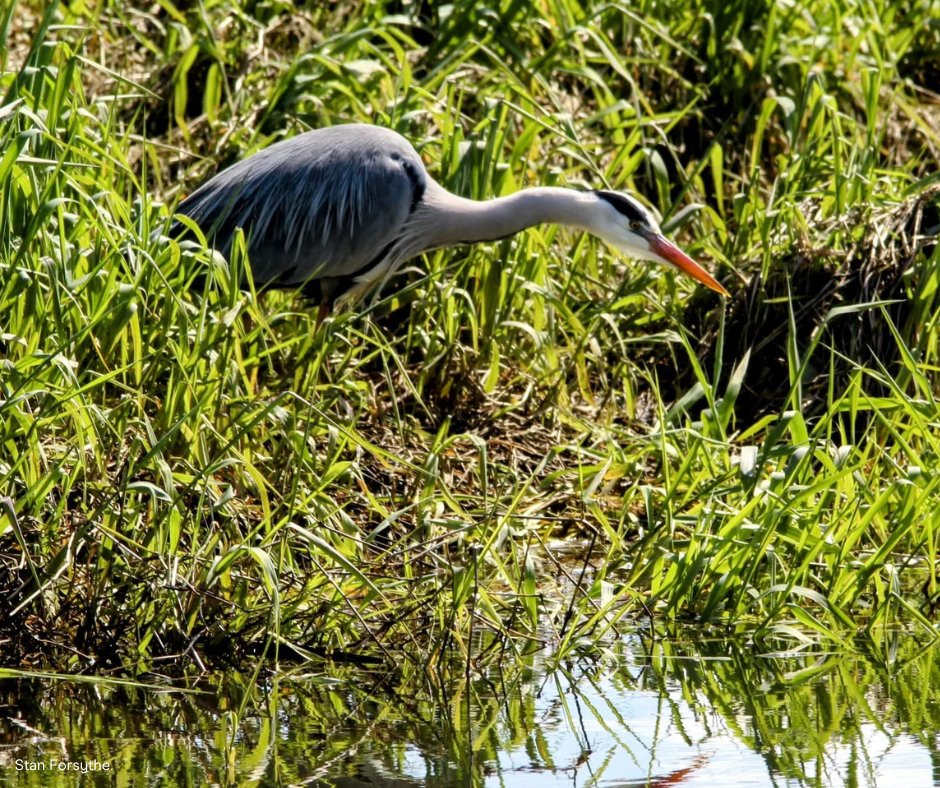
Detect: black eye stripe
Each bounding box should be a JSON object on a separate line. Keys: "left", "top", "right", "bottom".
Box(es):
{"left": 594, "top": 190, "right": 648, "bottom": 225}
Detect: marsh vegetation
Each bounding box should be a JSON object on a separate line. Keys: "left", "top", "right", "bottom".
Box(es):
{"left": 2, "top": 2, "right": 939, "bottom": 779}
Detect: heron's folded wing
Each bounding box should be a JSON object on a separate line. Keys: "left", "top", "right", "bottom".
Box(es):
{"left": 174, "top": 126, "right": 426, "bottom": 286}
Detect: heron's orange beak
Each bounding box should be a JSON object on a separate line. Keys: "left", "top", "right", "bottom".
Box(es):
{"left": 648, "top": 234, "right": 729, "bottom": 297}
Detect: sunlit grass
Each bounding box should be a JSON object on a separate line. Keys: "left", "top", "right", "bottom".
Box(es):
{"left": 1, "top": 0, "right": 938, "bottom": 677}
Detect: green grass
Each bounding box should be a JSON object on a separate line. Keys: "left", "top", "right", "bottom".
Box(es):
{"left": 1, "top": 0, "right": 939, "bottom": 677}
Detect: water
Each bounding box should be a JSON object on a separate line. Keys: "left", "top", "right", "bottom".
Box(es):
{"left": 2, "top": 633, "right": 939, "bottom": 786}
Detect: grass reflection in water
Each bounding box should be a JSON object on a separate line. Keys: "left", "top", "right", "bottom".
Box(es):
{"left": 3, "top": 631, "right": 938, "bottom": 787}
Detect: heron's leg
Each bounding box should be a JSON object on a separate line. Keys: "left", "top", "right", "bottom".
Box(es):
{"left": 301, "top": 277, "right": 335, "bottom": 329}
{"left": 315, "top": 300, "right": 331, "bottom": 328}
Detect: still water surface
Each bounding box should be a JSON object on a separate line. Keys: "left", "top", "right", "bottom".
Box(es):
{"left": 2, "top": 634, "right": 938, "bottom": 786}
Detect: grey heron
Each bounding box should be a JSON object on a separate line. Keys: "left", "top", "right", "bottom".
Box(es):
{"left": 174, "top": 124, "right": 728, "bottom": 318}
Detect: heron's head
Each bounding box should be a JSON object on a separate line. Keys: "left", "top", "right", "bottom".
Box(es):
{"left": 591, "top": 190, "right": 728, "bottom": 296}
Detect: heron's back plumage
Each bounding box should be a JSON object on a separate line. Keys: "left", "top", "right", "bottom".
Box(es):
{"left": 175, "top": 124, "right": 427, "bottom": 302}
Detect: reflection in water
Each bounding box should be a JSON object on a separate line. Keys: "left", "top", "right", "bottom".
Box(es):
{"left": 1, "top": 633, "right": 939, "bottom": 786}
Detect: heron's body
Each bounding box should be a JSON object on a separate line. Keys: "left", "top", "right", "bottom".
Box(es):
{"left": 175, "top": 124, "right": 727, "bottom": 310}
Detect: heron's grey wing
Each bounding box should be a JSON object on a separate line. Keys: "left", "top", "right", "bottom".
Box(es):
{"left": 175, "top": 126, "right": 426, "bottom": 287}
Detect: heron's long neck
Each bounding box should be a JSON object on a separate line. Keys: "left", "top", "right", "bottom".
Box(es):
{"left": 420, "top": 185, "right": 600, "bottom": 249}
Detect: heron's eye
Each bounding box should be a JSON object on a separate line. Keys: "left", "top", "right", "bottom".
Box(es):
{"left": 629, "top": 220, "right": 641, "bottom": 232}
